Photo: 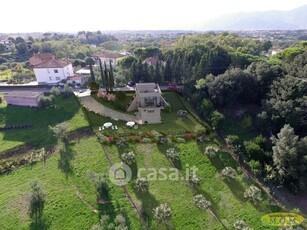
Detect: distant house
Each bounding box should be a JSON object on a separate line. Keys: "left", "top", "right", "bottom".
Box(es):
{"left": 271, "top": 48, "right": 283, "bottom": 55}
{"left": 120, "top": 50, "right": 133, "bottom": 56}
{"left": 143, "top": 57, "right": 165, "bottom": 66}
{"left": 127, "top": 83, "right": 169, "bottom": 124}
{"left": 29, "top": 54, "right": 74, "bottom": 85}
{"left": 4, "top": 91, "right": 43, "bottom": 107}
{"left": 70, "top": 68, "right": 91, "bottom": 86}
{"left": 94, "top": 51, "right": 125, "bottom": 67}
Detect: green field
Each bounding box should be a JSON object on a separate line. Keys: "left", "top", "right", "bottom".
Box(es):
{"left": 0, "top": 91, "right": 289, "bottom": 230}
{"left": 105, "top": 142, "right": 276, "bottom": 230}
{"left": 0, "top": 95, "right": 89, "bottom": 152}
{"left": 0, "top": 136, "right": 142, "bottom": 229}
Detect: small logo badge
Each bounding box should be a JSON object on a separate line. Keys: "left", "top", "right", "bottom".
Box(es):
{"left": 109, "top": 163, "right": 132, "bottom": 186}
{"left": 261, "top": 212, "right": 304, "bottom": 227}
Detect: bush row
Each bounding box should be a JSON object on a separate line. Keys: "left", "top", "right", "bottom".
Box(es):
{"left": 96, "top": 129, "right": 211, "bottom": 146}
{"left": 0, "top": 124, "right": 31, "bottom": 131}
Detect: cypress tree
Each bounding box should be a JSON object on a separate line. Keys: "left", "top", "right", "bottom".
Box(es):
{"left": 109, "top": 60, "right": 114, "bottom": 92}
{"left": 99, "top": 58, "right": 105, "bottom": 87}
{"left": 90, "top": 63, "right": 95, "bottom": 82}
{"left": 104, "top": 61, "right": 109, "bottom": 92}
{"left": 86, "top": 57, "right": 95, "bottom": 82}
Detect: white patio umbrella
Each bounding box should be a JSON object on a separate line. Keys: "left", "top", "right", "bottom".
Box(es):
{"left": 126, "top": 121, "right": 135, "bottom": 127}
{"left": 103, "top": 122, "right": 113, "bottom": 128}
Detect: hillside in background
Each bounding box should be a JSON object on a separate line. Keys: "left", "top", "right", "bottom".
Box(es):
{"left": 201, "top": 4, "right": 307, "bottom": 30}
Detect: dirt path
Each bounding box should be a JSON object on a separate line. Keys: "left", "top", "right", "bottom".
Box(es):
{"left": 79, "top": 96, "right": 137, "bottom": 122}
{"left": 74, "top": 187, "right": 99, "bottom": 214}
{"left": 100, "top": 144, "right": 149, "bottom": 230}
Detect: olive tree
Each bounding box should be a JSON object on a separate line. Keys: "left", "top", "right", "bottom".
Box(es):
{"left": 166, "top": 148, "right": 179, "bottom": 162}
{"left": 193, "top": 194, "right": 211, "bottom": 210}
{"left": 135, "top": 177, "right": 149, "bottom": 192}
{"left": 244, "top": 185, "right": 262, "bottom": 203}
{"left": 121, "top": 152, "right": 136, "bottom": 165}
{"left": 28, "top": 180, "right": 45, "bottom": 223}
{"left": 204, "top": 146, "right": 219, "bottom": 158}
{"left": 153, "top": 203, "right": 172, "bottom": 223}
{"left": 221, "top": 167, "right": 237, "bottom": 180}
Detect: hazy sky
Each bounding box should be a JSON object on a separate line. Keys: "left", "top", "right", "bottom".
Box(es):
{"left": 1, "top": 0, "right": 307, "bottom": 32}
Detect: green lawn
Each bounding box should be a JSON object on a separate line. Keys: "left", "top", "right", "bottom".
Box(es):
{"left": 105, "top": 142, "right": 276, "bottom": 230}
{"left": 0, "top": 95, "right": 89, "bottom": 153}
{"left": 86, "top": 91, "right": 205, "bottom": 134}
{"left": 92, "top": 92, "right": 135, "bottom": 113}
{"left": 157, "top": 91, "right": 204, "bottom": 132}
{"left": 0, "top": 136, "right": 142, "bottom": 230}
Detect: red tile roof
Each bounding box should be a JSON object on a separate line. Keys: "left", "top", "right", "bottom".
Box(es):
{"left": 33, "top": 59, "right": 70, "bottom": 68}
{"left": 29, "top": 53, "right": 54, "bottom": 66}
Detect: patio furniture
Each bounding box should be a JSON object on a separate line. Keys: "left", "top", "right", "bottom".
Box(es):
{"left": 126, "top": 121, "right": 135, "bottom": 128}
{"left": 115, "top": 125, "right": 118, "bottom": 130}
{"left": 99, "top": 126, "right": 102, "bottom": 131}
{"left": 103, "top": 122, "right": 113, "bottom": 128}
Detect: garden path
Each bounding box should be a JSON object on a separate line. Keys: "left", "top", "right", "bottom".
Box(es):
{"left": 79, "top": 96, "right": 140, "bottom": 123}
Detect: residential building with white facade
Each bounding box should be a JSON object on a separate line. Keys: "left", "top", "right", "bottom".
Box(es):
{"left": 29, "top": 54, "right": 74, "bottom": 85}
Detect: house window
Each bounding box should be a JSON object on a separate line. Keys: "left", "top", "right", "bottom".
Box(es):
{"left": 54, "top": 69, "right": 58, "bottom": 73}
{"left": 56, "top": 77, "right": 60, "bottom": 80}
{"left": 147, "top": 109, "right": 154, "bottom": 113}
{"left": 47, "top": 69, "right": 50, "bottom": 74}
{"left": 49, "top": 77, "right": 52, "bottom": 81}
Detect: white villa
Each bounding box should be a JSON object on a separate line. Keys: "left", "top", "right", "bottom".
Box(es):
{"left": 29, "top": 54, "right": 74, "bottom": 85}
{"left": 127, "top": 83, "right": 169, "bottom": 124}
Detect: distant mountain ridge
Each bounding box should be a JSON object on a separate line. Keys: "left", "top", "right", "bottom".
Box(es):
{"left": 201, "top": 4, "right": 307, "bottom": 30}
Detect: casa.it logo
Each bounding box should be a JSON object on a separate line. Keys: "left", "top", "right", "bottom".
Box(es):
{"left": 109, "top": 163, "right": 132, "bottom": 186}
{"left": 261, "top": 212, "right": 304, "bottom": 227}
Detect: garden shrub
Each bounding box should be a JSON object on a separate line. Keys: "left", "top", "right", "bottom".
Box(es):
{"left": 176, "top": 137, "right": 186, "bottom": 143}
{"left": 143, "top": 138, "right": 151, "bottom": 143}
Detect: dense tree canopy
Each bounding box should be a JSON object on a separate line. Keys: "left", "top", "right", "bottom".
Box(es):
{"left": 271, "top": 124, "right": 307, "bottom": 192}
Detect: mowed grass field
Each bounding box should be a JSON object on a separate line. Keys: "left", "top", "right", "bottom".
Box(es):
{"left": 0, "top": 136, "right": 142, "bottom": 230}
{"left": 106, "top": 142, "right": 276, "bottom": 230}
{"left": 0, "top": 95, "right": 89, "bottom": 153}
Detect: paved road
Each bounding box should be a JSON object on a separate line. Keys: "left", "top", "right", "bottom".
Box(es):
{"left": 79, "top": 96, "right": 138, "bottom": 123}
